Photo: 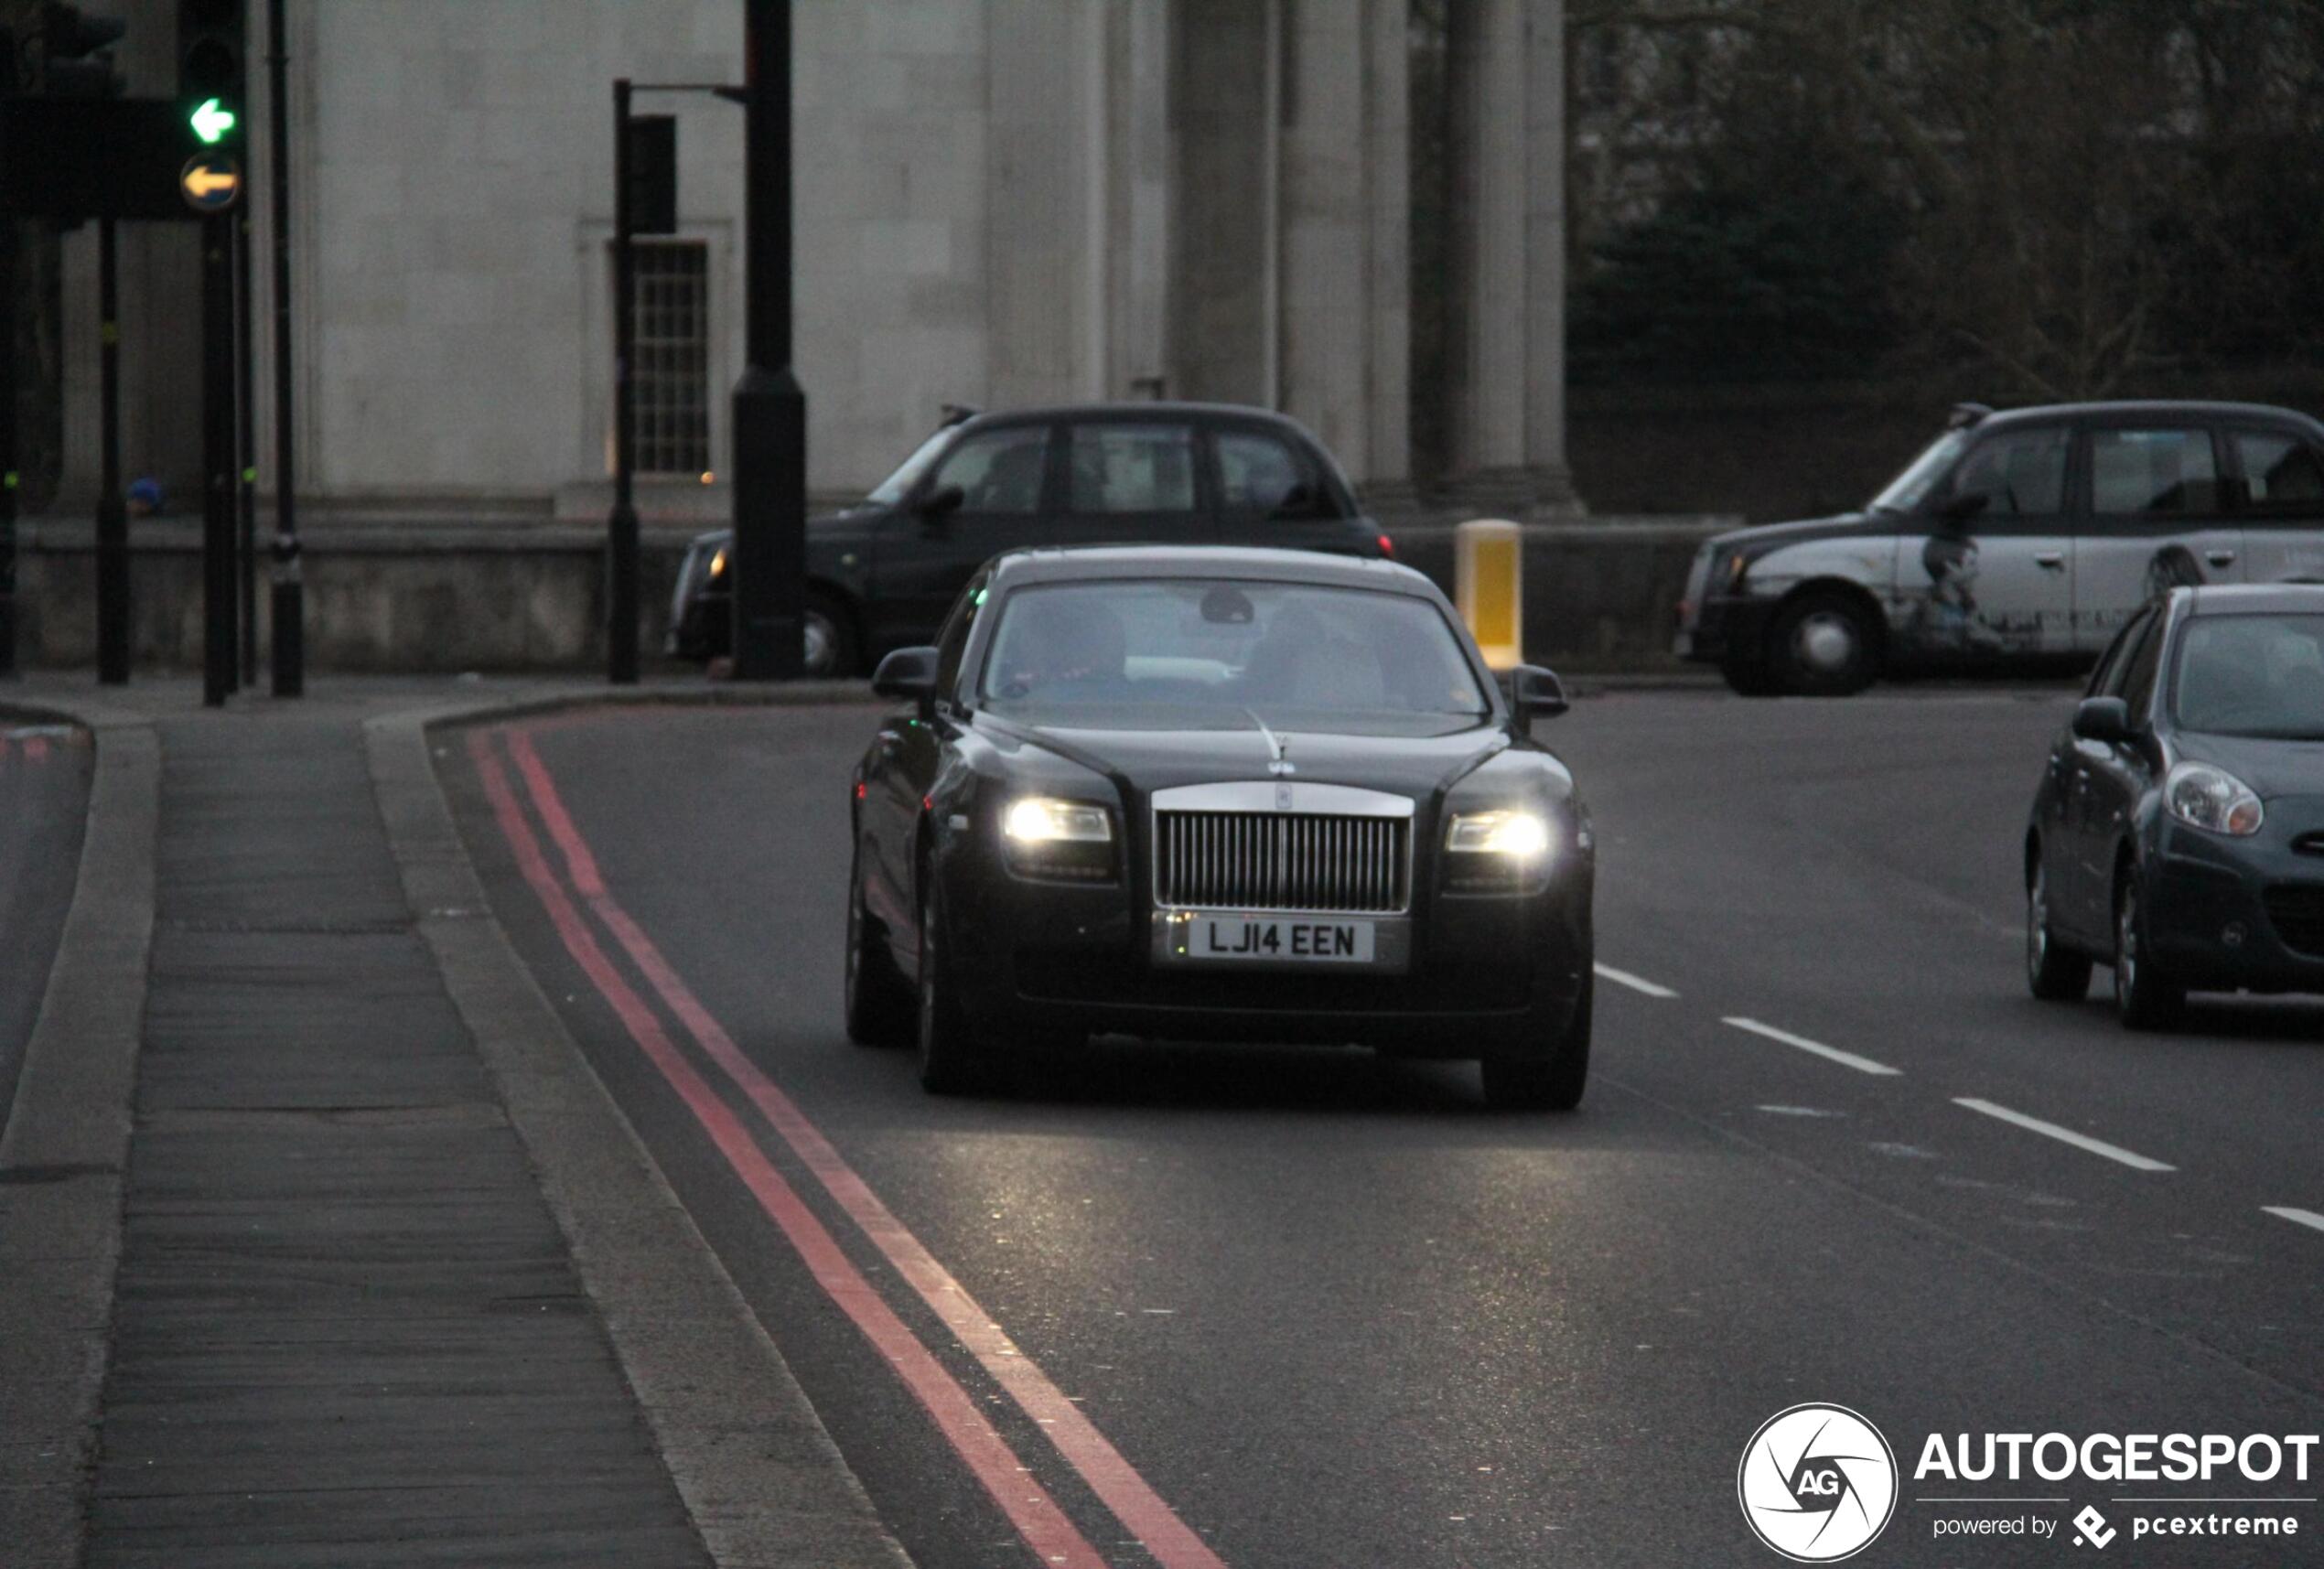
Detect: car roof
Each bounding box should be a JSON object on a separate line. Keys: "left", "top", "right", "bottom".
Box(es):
{"left": 983, "top": 543, "right": 1437, "bottom": 596}
{"left": 959, "top": 402, "right": 1320, "bottom": 434}
{"left": 2179, "top": 583, "right": 2324, "bottom": 617}
{"left": 1979, "top": 400, "right": 2323, "bottom": 432}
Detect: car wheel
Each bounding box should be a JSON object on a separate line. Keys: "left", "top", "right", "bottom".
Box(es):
{"left": 916, "top": 877, "right": 989, "bottom": 1094}
{"left": 2113, "top": 873, "right": 2183, "bottom": 1030}
{"left": 844, "top": 841, "right": 914, "bottom": 1048}
{"left": 2026, "top": 859, "right": 2093, "bottom": 1002}
{"left": 803, "top": 588, "right": 861, "bottom": 678}
{"left": 1765, "top": 590, "right": 1879, "bottom": 696}
{"left": 1480, "top": 970, "right": 1591, "bottom": 1112}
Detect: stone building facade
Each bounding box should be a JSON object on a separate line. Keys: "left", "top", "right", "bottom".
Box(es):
{"left": 58, "top": 0, "right": 1573, "bottom": 525}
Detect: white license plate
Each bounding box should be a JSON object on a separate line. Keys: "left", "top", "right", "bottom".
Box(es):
{"left": 1187, "top": 916, "right": 1374, "bottom": 963}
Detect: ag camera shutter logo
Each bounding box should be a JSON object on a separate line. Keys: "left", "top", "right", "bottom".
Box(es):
{"left": 1738, "top": 1403, "right": 1899, "bottom": 1562}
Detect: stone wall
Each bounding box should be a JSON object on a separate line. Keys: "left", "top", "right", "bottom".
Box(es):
{"left": 14, "top": 514, "right": 1728, "bottom": 676}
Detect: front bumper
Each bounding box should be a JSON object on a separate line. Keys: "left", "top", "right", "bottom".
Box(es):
{"left": 1676, "top": 593, "right": 1775, "bottom": 666}
{"left": 2144, "top": 806, "right": 2324, "bottom": 993}
{"left": 939, "top": 852, "right": 1592, "bottom": 1059}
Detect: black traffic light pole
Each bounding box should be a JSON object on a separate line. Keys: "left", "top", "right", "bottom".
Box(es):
{"left": 0, "top": 212, "right": 16, "bottom": 682}
{"left": 200, "top": 209, "right": 234, "bottom": 705}
{"left": 731, "top": 0, "right": 804, "bottom": 680}
{"left": 608, "top": 76, "right": 639, "bottom": 685}
{"left": 266, "top": 0, "right": 300, "bottom": 696}
{"left": 234, "top": 209, "right": 255, "bottom": 683}
{"left": 96, "top": 217, "right": 129, "bottom": 684}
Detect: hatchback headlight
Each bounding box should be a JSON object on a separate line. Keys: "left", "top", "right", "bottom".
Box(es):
{"left": 2165, "top": 761, "right": 2264, "bottom": 836}
{"left": 1446, "top": 809, "right": 1554, "bottom": 857}
{"left": 1001, "top": 797, "right": 1116, "bottom": 881}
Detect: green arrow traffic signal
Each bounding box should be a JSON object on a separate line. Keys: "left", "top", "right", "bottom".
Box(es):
{"left": 190, "top": 96, "right": 236, "bottom": 144}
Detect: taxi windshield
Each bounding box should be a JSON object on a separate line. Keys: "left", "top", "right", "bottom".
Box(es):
{"left": 1868, "top": 430, "right": 1968, "bottom": 513}
{"left": 866, "top": 426, "right": 958, "bottom": 505}
{"left": 977, "top": 579, "right": 1491, "bottom": 733}
{"left": 2172, "top": 613, "right": 2324, "bottom": 739}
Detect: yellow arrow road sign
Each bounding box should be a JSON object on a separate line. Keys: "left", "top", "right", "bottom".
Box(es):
{"left": 179, "top": 156, "right": 242, "bottom": 211}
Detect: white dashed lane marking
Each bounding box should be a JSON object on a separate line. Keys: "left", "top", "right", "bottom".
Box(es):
{"left": 2261, "top": 1206, "right": 2324, "bottom": 1235}
{"left": 1952, "top": 1098, "right": 2176, "bottom": 1173}
{"left": 1722, "top": 1016, "right": 1902, "bottom": 1077}
{"left": 1594, "top": 962, "right": 1676, "bottom": 998}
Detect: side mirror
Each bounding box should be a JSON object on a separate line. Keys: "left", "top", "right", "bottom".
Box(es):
{"left": 2071, "top": 694, "right": 2134, "bottom": 744}
{"left": 1938, "top": 489, "right": 1991, "bottom": 523}
{"left": 920, "top": 483, "right": 965, "bottom": 522}
{"left": 872, "top": 646, "right": 941, "bottom": 704}
{"left": 1508, "top": 664, "right": 1569, "bottom": 725}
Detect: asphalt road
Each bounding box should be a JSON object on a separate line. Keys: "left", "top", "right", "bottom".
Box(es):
{"left": 0, "top": 722, "right": 91, "bottom": 1133}
{"left": 442, "top": 691, "right": 2324, "bottom": 1568}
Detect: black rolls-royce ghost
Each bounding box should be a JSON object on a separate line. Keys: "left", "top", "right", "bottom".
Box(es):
{"left": 845, "top": 545, "right": 1596, "bottom": 1108}
{"left": 2026, "top": 583, "right": 2324, "bottom": 1026}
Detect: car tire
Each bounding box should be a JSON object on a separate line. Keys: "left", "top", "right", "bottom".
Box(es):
{"left": 916, "top": 877, "right": 990, "bottom": 1094}
{"left": 2026, "top": 859, "right": 2093, "bottom": 1002}
{"left": 1480, "top": 970, "right": 1591, "bottom": 1112}
{"left": 1765, "top": 590, "right": 1879, "bottom": 696}
{"left": 845, "top": 841, "right": 915, "bottom": 1048}
{"left": 2113, "top": 873, "right": 2183, "bottom": 1030}
{"left": 804, "top": 587, "right": 861, "bottom": 679}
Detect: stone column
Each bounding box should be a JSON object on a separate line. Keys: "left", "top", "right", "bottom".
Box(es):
{"left": 1524, "top": 0, "right": 1576, "bottom": 507}
{"left": 1361, "top": 0, "right": 1413, "bottom": 497}
{"left": 1441, "top": 0, "right": 1579, "bottom": 512}
{"left": 1275, "top": 0, "right": 1409, "bottom": 489}
{"left": 1107, "top": 0, "right": 1174, "bottom": 398}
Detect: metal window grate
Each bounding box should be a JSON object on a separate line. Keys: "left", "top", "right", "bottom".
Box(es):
{"left": 1154, "top": 811, "right": 1411, "bottom": 913}
{"left": 628, "top": 240, "right": 710, "bottom": 476}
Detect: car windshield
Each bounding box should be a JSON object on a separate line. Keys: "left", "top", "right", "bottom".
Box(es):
{"left": 1867, "top": 430, "right": 1968, "bottom": 512}
{"left": 2172, "top": 613, "right": 2324, "bottom": 739}
{"left": 976, "top": 579, "right": 1492, "bottom": 734}
{"left": 866, "top": 425, "right": 958, "bottom": 505}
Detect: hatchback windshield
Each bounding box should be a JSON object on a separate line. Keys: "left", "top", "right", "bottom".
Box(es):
{"left": 2173, "top": 613, "right": 2324, "bottom": 738}
{"left": 977, "top": 580, "right": 1490, "bottom": 732}
{"left": 1868, "top": 430, "right": 1967, "bottom": 512}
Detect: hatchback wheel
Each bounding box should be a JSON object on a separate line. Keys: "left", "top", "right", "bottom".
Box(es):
{"left": 1480, "top": 971, "right": 1591, "bottom": 1111}
{"left": 2113, "top": 875, "right": 2183, "bottom": 1030}
{"left": 917, "top": 879, "right": 989, "bottom": 1093}
{"left": 844, "top": 843, "right": 914, "bottom": 1047}
{"left": 2026, "top": 861, "right": 2093, "bottom": 1002}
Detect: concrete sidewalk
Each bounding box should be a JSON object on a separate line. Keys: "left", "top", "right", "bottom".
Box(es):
{"left": 0, "top": 676, "right": 904, "bottom": 1569}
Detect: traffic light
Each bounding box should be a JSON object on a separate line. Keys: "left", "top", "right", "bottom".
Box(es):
{"left": 36, "top": 3, "right": 127, "bottom": 98}
{"left": 177, "top": 0, "right": 243, "bottom": 145}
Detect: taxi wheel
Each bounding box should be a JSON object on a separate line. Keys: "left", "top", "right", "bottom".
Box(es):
{"left": 1480, "top": 971, "right": 1591, "bottom": 1112}
{"left": 1766, "top": 591, "right": 1878, "bottom": 696}
{"left": 2113, "top": 875, "right": 2184, "bottom": 1030}
{"left": 845, "top": 844, "right": 914, "bottom": 1048}
{"left": 2026, "top": 861, "right": 2093, "bottom": 1002}
{"left": 803, "top": 588, "right": 860, "bottom": 679}
{"left": 917, "top": 879, "right": 990, "bottom": 1094}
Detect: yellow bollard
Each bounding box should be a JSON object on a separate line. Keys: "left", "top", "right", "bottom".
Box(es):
{"left": 1456, "top": 518, "right": 1523, "bottom": 670}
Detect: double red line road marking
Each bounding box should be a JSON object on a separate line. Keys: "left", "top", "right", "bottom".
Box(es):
{"left": 470, "top": 723, "right": 1226, "bottom": 1569}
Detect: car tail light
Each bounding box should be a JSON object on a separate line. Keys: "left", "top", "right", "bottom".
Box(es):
{"left": 1377, "top": 532, "right": 1395, "bottom": 558}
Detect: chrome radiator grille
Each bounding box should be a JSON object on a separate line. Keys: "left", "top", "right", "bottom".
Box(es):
{"left": 1154, "top": 811, "right": 1411, "bottom": 913}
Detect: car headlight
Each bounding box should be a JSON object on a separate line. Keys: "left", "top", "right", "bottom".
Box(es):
{"left": 707, "top": 545, "right": 727, "bottom": 581}
{"left": 2165, "top": 762, "right": 2264, "bottom": 836}
{"left": 1446, "top": 809, "right": 1554, "bottom": 857}
{"left": 1001, "top": 797, "right": 1116, "bottom": 881}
